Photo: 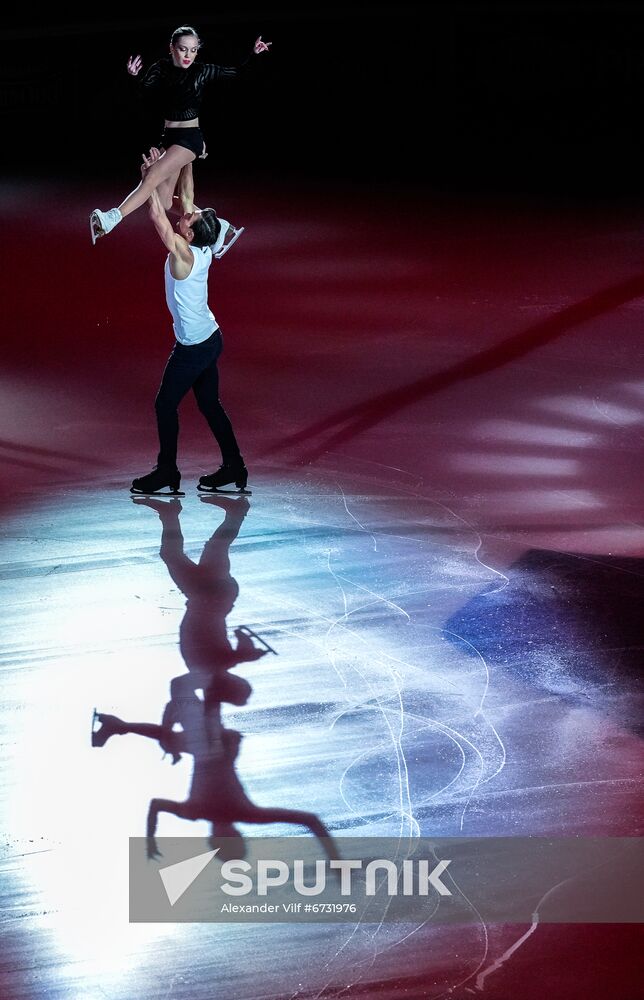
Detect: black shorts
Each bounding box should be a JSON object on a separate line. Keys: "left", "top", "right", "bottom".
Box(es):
{"left": 161, "top": 126, "right": 205, "bottom": 159}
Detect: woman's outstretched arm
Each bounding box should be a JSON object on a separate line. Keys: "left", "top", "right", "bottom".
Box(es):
{"left": 198, "top": 35, "right": 272, "bottom": 83}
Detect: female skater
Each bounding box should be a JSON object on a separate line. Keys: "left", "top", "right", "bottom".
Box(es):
{"left": 90, "top": 24, "right": 271, "bottom": 243}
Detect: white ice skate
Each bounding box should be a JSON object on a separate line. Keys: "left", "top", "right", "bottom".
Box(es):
{"left": 90, "top": 207, "right": 122, "bottom": 245}
{"left": 212, "top": 218, "right": 245, "bottom": 259}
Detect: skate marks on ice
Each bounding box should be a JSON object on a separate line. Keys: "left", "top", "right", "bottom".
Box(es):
{"left": 246, "top": 472, "right": 508, "bottom": 998}
{"left": 260, "top": 466, "right": 642, "bottom": 998}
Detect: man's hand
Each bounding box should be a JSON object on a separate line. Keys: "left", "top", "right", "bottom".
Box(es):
{"left": 127, "top": 54, "right": 143, "bottom": 76}
{"left": 141, "top": 147, "right": 162, "bottom": 178}
{"left": 253, "top": 36, "right": 272, "bottom": 54}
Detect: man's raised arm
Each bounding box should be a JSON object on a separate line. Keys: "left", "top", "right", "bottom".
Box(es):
{"left": 148, "top": 187, "right": 180, "bottom": 252}
{"left": 139, "top": 149, "right": 180, "bottom": 251}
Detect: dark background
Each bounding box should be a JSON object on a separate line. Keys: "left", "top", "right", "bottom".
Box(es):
{"left": 2, "top": 2, "right": 644, "bottom": 194}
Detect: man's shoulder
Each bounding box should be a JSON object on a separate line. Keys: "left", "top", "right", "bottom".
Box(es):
{"left": 191, "top": 245, "right": 213, "bottom": 267}
{"left": 166, "top": 239, "right": 198, "bottom": 280}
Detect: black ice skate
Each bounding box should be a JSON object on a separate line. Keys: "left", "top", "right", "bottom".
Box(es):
{"left": 197, "top": 461, "right": 250, "bottom": 494}
{"left": 130, "top": 466, "right": 185, "bottom": 496}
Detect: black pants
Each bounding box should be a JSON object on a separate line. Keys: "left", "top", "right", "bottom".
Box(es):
{"left": 155, "top": 329, "right": 241, "bottom": 470}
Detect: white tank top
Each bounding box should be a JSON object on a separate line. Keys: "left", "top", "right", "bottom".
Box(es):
{"left": 164, "top": 245, "right": 218, "bottom": 346}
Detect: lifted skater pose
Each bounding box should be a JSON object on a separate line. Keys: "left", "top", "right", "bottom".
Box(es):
{"left": 131, "top": 152, "right": 249, "bottom": 495}
{"left": 94, "top": 707, "right": 338, "bottom": 862}
{"left": 94, "top": 711, "right": 338, "bottom": 861}
{"left": 92, "top": 499, "right": 337, "bottom": 862}
{"left": 90, "top": 24, "right": 270, "bottom": 243}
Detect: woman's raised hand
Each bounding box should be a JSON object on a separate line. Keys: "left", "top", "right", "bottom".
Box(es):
{"left": 127, "top": 54, "right": 143, "bottom": 76}
{"left": 253, "top": 36, "right": 272, "bottom": 55}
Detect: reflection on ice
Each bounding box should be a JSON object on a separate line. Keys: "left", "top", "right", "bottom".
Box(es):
{"left": 2, "top": 471, "right": 641, "bottom": 998}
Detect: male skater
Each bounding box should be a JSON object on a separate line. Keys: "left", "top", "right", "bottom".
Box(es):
{"left": 131, "top": 149, "right": 248, "bottom": 495}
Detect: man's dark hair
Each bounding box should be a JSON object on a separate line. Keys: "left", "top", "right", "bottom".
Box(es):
{"left": 191, "top": 208, "right": 220, "bottom": 248}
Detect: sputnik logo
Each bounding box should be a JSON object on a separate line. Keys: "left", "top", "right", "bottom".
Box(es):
{"left": 158, "top": 849, "right": 220, "bottom": 906}
{"left": 156, "top": 850, "right": 452, "bottom": 902}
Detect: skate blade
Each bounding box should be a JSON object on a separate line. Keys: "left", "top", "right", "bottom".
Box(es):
{"left": 236, "top": 625, "right": 277, "bottom": 655}
{"left": 130, "top": 488, "right": 186, "bottom": 497}
{"left": 197, "top": 484, "right": 252, "bottom": 495}
{"left": 90, "top": 212, "right": 104, "bottom": 245}
{"left": 214, "top": 226, "right": 245, "bottom": 259}
{"left": 91, "top": 707, "right": 100, "bottom": 745}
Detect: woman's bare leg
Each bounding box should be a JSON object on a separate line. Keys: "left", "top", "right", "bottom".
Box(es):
{"left": 117, "top": 146, "right": 195, "bottom": 220}
{"left": 92, "top": 712, "right": 170, "bottom": 749}
{"left": 241, "top": 806, "right": 340, "bottom": 861}
{"left": 156, "top": 167, "right": 183, "bottom": 212}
